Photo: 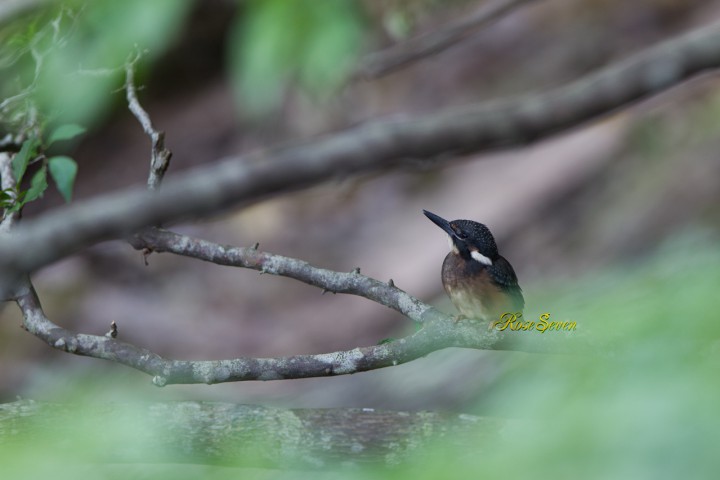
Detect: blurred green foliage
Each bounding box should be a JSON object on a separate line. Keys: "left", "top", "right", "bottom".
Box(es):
{"left": 1, "top": 1, "right": 191, "bottom": 128}
{"left": 1, "top": 0, "right": 366, "bottom": 125}
{"left": 229, "top": 0, "right": 363, "bottom": 116}
{"left": 35, "top": 0, "right": 191, "bottom": 124}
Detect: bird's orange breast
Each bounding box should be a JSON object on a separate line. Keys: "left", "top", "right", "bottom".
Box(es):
{"left": 442, "top": 253, "right": 521, "bottom": 322}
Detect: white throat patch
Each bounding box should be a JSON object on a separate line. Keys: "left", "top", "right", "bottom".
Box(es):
{"left": 470, "top": 250, "right": 493, "bottom": 266}
{"left": 447, "top": 235, "right": 459, "bottom": 254}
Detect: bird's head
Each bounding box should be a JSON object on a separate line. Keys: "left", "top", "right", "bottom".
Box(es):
{"left": 423, "top": 209, "right": 498, "bottom": 266}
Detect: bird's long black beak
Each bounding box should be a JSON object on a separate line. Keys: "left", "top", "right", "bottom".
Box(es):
{"left": 423, "top": 210, "right": 455, "bottom": 237}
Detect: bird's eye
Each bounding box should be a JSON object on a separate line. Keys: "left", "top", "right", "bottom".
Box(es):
{"left": 456, "top": 231, "right": 467, "bottom": 240}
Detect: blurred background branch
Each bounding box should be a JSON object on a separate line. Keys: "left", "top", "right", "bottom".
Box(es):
{"left": 356, "top": 0, "right": 541, "bottom": 78}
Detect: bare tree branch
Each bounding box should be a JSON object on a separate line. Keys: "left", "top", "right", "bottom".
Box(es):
{"left": 0, "top": 400, "right": 501, "bottom": 467}
{"left": 3, "top": 21, "right": 720, "bottom": 290}
{"left": 14, "top": 278, "right": 514, "bottom": 386}
{"left": 131, "top": 227, "right": 433, "bottom": 323}
{"left": 125, "top": 53, "right": 172, "bottom": 190}
{"left": 357, "top": 0, "right": 540, "bottom": 79}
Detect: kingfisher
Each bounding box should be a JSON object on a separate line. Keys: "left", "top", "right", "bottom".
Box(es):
{"left": 423, "top": 210, "right": 524, "bottom": 322}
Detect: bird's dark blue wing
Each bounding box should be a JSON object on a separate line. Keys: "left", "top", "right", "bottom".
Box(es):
{"left": 489, "top": 256, "right": 525, "bottom": 311}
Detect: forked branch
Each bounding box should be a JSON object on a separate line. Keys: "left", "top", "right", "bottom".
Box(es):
{"left": 125, "top": 53, "right": 172, "bottom": 190}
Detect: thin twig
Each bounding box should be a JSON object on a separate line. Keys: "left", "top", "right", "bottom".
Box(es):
{"left": 357, "top": 0, "right": 540, "bottom": 78}
{"left": 125, "top": 53, "right": 171, "bottom": 190}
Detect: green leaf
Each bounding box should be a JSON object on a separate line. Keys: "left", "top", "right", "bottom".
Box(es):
{"left": 0, "top": 188, "right": 11, "bottom": 208}
{"left": 48, "top": 156, "right": 78, "bottom": 202}
{"left": 11, "top": 139, "right": 36, "bottom": 183}
{"left": 47, "top": 124, "right": 86, "bottom": 146}
{"left": 24, "top": 166, "right": 48, "bottom": 203}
